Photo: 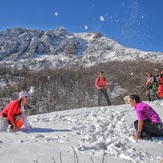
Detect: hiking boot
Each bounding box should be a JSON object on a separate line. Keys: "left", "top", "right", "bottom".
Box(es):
{"left": 140, "top": 132, "right": 152, "bottom": 140}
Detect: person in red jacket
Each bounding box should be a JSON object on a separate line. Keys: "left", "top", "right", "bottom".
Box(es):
{"left": 95, "top": 71, "right": 112, "bottom": 106}
{"left": 158, "top": 68, "right": 163, "bottom": 98}
{"left": 0, "top": 91, "right": 29, "bottom": 132}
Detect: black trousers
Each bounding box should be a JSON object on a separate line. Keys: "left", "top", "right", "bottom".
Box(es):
{"left": 134, "top": 120, "right": 163, "bottom": 137}
{"left": 98, "top": 89, "right": 111, "bottom": 106}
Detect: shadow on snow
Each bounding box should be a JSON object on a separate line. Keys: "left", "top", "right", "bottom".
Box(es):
{"left": 18, "top": 127, "right": 72, "bottom": 133}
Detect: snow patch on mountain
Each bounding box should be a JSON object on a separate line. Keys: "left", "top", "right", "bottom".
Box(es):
{"left": 0, "top": 27, "right": 163, "bottom": 70}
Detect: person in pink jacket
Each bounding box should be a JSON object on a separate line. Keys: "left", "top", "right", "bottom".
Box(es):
{"left": 0, "top": 91, "right": 29, "bottom": 132}
{"left": 95, "top": 71, "right": 111, "bottom": 106}
{"left": 129, "top": 94, "right": 163, "bottom": 140}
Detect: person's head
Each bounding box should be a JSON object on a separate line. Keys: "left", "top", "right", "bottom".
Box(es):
{"left": 129, "top": 94, "right": 141, "bottom": 107}
{"left": 19, "top": 91, "right": 29, "bottom": 104}
{"left": 147, "top": 72, "right": 152, "bottom": 77}
{"left": 99, "top": 71, "right": 104, "bottom": 77}
{"left": 160, "top": 68, "right": 163, "bottom": 74}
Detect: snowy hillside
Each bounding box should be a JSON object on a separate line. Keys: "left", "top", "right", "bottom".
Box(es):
{"left": 0, "top": 27, "right": 163, "bottom": 70}
{"left": 0, "top": 100, "right": 163, "bottom": 163}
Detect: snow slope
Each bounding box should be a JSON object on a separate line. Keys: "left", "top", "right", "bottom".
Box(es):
{"left": 0, "top": 101, "right": 163, "bottom": 163}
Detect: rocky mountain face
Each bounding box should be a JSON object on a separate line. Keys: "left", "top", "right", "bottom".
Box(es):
{"left": 0, "top": 27, "right": 163, "bottom": 70}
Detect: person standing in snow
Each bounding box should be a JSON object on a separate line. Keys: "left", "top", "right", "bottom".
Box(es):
{"left": 0, "top": 91, "right": 32, "bottom": 132}
{"left": 95, "top": 71, "right": 112, "bottom": 106}
{"left": 145, "top": 72, "right": 157, "bottom": 101}
{"left": 157, "top": 68, "right": 163, "bottom": 99}
{"left": 129, "top": 94, "right": 163, "bottom": 140}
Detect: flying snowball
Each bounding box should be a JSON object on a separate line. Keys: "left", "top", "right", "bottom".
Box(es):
{"left": 105, "top": 13, "right": 108, "bottom": 16}
{"left": 100, "top": 16, "right": 105, "bottom": 21}
{"left": 55, "top": 12, "right": 58, "bottom": 16}
{"left": 85, "top": 25, "right": 88, "bottom": 30}
{"left": 122, "top": 2, "right": 125, "bottom": 6}
{"left": 28, "top": 86, "right": 35, "bottom": 94}
{"left": 90, "top": 5, "right": 94, "bottom": 9}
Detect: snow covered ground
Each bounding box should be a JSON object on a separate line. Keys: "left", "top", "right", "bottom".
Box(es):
{"left": 0, "top": 100, "right": 163, "bottom": 163}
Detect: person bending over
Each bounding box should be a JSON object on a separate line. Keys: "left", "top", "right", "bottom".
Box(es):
{"left": 129, "top": 94, "right": 163, "bottom": 140}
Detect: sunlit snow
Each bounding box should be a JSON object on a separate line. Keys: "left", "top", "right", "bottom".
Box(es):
{"left": 0, "top": 101, "right": 163, "bottom": 163}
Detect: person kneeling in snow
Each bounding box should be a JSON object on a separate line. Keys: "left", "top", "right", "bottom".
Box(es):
{"left": 129, "top": 94, "right": 163, "bottom": 140}
{"left": 0, "top": 91, "right": 32, "bottom": 132}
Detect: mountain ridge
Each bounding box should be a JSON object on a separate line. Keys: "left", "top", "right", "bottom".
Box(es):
{"left": 0, "top": 27, "right": 162, "bottom": 70}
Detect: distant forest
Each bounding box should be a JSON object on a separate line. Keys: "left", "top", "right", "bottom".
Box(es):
{"left": 0, "top": 61, "right": 162, "bottom": 115}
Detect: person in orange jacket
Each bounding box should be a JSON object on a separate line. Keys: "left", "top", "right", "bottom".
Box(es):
{"left": 95, "top": 71, "right": 112, "bottom": 106}
{"left": 0, "top": 91, "right": 29, "bottom": 132}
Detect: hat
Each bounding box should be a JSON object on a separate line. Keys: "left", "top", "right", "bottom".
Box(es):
{"left": 19, "top": 91, "right": 29, "bottom": 99}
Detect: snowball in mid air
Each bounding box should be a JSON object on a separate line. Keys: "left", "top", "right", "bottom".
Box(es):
{"left": 55, "top": 12, "right": 58, "bottom": 16}
{"left": 85, "top": 25, "right": 88, "bottom": 30}
{"left": 100, "top": 16, "right": 105, "bottom": 21}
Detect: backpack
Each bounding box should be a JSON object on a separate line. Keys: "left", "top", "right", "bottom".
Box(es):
{"left": 150, "top": 75, "right": 158, "bottom": 92}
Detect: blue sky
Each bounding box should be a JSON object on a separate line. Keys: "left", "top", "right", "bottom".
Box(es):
{"left": 0, "top": 0, "right": 163, "bottom": 52}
